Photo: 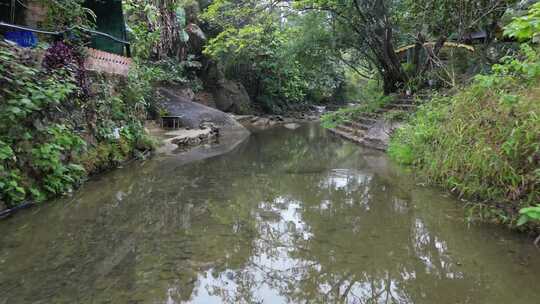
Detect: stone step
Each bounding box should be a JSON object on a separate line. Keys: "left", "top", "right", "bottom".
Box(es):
{"left": 335, "top": 124, "right": 354, "bottom": 133}
{"left": 343, "top": 121, "right": 370, "bottom": 131}
{"left": 362, "top": 112, "right": 382, "bottom": 119}
{"left": 394, "top": 98, "right": 415, "bottom": 104}
{"left": 329, "top": 127, "right": 388, "bottom": 151}
{"left": 336, "top": 124, "right": 365, "bottom": 136}
{"left": 355, "top": 116, "right": 378, "bottom": 125}
{"left": 383, "top": 103, "right": 417, "bottom": 111}
{"left": 328, "top": 127, "right": 364, "bottom": 145}
{"left": 362, "top": 137, "right": 387, "bottom": 151}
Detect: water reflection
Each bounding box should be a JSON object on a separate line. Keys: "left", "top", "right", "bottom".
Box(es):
{"left": 0, "top": 123, "right": 539, "bottom": 304}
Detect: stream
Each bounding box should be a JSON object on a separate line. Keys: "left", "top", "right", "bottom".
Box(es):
{"left": 0, "top": 123, "right": 539, "bottom": 304}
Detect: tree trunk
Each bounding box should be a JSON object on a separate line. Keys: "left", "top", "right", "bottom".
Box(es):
{"left": 372, "top": 27, "right": 407, "bottom": 94}
{"left": 377, "top": 52, "right": 406, "bottom": 94}
{"left": 155, "top": 0, "right": 186, "bottom": 60}
{"left": 381, "top": 70, "right": 403, "bottom": 94}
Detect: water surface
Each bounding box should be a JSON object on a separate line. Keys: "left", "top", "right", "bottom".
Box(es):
{"left": 1, "top": 123, "right": 539, "bottom": 304}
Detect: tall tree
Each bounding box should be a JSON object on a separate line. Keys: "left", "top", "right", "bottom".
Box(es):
{"left": 124, "top": 0, "right": 190, "bottom": 60}
{"left": 202, "top": 0, "right": 345, "bottom": 107}
{"left": 294, "top": 0, "right": 513, "bottom": 93}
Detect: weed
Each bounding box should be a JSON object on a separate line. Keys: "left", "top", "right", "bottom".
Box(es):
{"left": 389, "top": 45, "right": 540, "bottom": 227}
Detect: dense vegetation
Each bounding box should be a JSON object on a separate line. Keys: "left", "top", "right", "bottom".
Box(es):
{"left": 0, "top": 0, "right": 160, "bottom": 209}
{"left": 0, "top": 42, "right": 154, "bottom": 208}
{"left": 389, "top": 3, "right": 540, "bottom": 228}
{"left": 200, "top": 0, "right": 345, "bottom": 111}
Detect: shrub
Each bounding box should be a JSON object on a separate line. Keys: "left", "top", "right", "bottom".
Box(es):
{"left": 389, "top": 44, "right": 540, "bottom": 224}
{"left": 321, "top": 81, "right": 392, "bottom": 129}
{"left": 0, "top": 43, "right": 155, "bottom": 208}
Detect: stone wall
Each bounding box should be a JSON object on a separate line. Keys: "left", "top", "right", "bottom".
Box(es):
{"left": 24, "top": 1, "right": 47, "bottom": 28}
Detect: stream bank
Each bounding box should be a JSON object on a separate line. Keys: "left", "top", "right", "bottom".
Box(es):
{"left": 0, "top": 42, "right": 153, "bottom": 215}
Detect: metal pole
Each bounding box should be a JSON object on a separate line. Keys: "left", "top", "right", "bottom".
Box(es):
{"left": 10, "top": 0, "right": 15, "bottom": 24}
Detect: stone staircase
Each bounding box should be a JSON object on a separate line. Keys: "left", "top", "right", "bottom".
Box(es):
{"left": 328, "top": 96, "right": 420, "bottom": 151}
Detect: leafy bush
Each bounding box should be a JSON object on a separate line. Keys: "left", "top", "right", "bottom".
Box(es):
{"left": 42, "top": 41, "right": 89, "bottom": 96}
{"left": 504, "top": 2, "right": 540, "bottom": 42}
{"left": 321, "top": 80, "right": 392, "bottom": 128}
{"left": 39, "top": 0, "right": 96, "bottom": 30}
{"left": 202, "top": 1, "right": 345, "bottom": 109}
{"left": 31, "top": 125, "right": 86, "bottom": 197}
{"left": 388, "top": 44, "right": 540, "bottom": 224}
{"left": 518, "top": 204, "right": 540, "bottom": 226}
{"left": 390, "top": 4, "right": 540, "bottom": 228}
{"left": 0, "top": 43, "right": 155, "bottom": 208}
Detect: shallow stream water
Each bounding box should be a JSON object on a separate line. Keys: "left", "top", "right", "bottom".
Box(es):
{"left": 1, "top": 123, "right": 539, "bottom": 304}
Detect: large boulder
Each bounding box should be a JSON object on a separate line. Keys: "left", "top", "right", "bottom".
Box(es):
{"left": 201, "top": 61, "right": 252, "bottom": 114}
{"left": 213, "top": 80, "right": 251, "bottom": 114}
{"left": 186, "top": 23, "right": 207, "bottom": 55}
{"left": 156, "top": 87, "right": 248, "bottom": 133}
{"left": 201, "top": 60, "right": 226, "bottom": 89}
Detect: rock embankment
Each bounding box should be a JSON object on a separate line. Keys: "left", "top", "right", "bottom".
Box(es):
{"left": 328, "top": 97, "right": 419, "bottom": 151}
{"left": 233, "top": 111, "right": 320, "bottom": 130}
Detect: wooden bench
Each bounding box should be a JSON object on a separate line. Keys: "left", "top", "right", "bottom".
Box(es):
{"left": 160, "top": 116, "right": 182, "bottom": 129}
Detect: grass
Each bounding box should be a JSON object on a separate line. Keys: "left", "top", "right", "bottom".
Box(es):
{"left": 321, "top": 83, "right": 393, "bottom": 129}
{"left": 388, "top": 45, "right": 540, "bottom": 227}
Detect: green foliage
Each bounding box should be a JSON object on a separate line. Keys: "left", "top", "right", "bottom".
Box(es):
{"left": 320, "top": 107, "right": 351, "bottom": 129}
{"left": 31, "top": 125, "right": 86, "bottom": 196}
{"left": 0, "top": 45, "right": 82, "bottom": 206}
{"left": 383, "top": 109, "right": 410, "bottom": 122}
{"left": 400, "top": 0, "right": 511, "bottom": 39}
{"left": 0, "top": 43, "right": 154, "bottom": 208}
{"left": 202, "top": 0, "right": 344, "bottom": 109}
{"left": 124, "top": 0, "right": 201, "bottom": 99}
{"left": 321, "top": 79, "right": 392, "bottom": 128}
{"left": 389, "top": 45, "right": 540, "bottom": 224}
{"left": 517, "top": 204, "right": 540, "bottom": 226}
{"left": 203, "top": 19, "right": 307, "bottom": 104}
{"left": 124, "top": 0, "right": 162, "bottom": 60}
{"left": 39, "top": 0, "right": 96, "bottom": 30}
{"left": 124, "top": 0, "right": 194, "bottom": 60}
{"left": 0, "top": 48, "right": 77, "bottom": 130}
{"left": 388, "top": 95, "right": 451, "bottom": 165}
{"left": 504, "top": 2, "right": 540, "bottom": 41}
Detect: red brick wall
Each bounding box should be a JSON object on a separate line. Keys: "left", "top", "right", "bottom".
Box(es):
{"left": 84, "top": 47, "right": 132, "bottom": 76}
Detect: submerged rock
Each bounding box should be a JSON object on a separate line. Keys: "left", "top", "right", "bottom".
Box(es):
{"left": 284, "top": 123, "right": 301, "bottom": 130}
{"left": 252, "top": 117, "right": 271, "bottom": 127}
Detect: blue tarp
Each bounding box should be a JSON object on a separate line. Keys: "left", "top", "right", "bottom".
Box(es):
{"left": 4, "top": 30, "right": 37, "bottom": 47}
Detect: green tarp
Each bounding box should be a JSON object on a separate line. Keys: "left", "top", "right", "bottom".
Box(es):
{"left": 84, "top": 0, "right": 127, "bottom": 55}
